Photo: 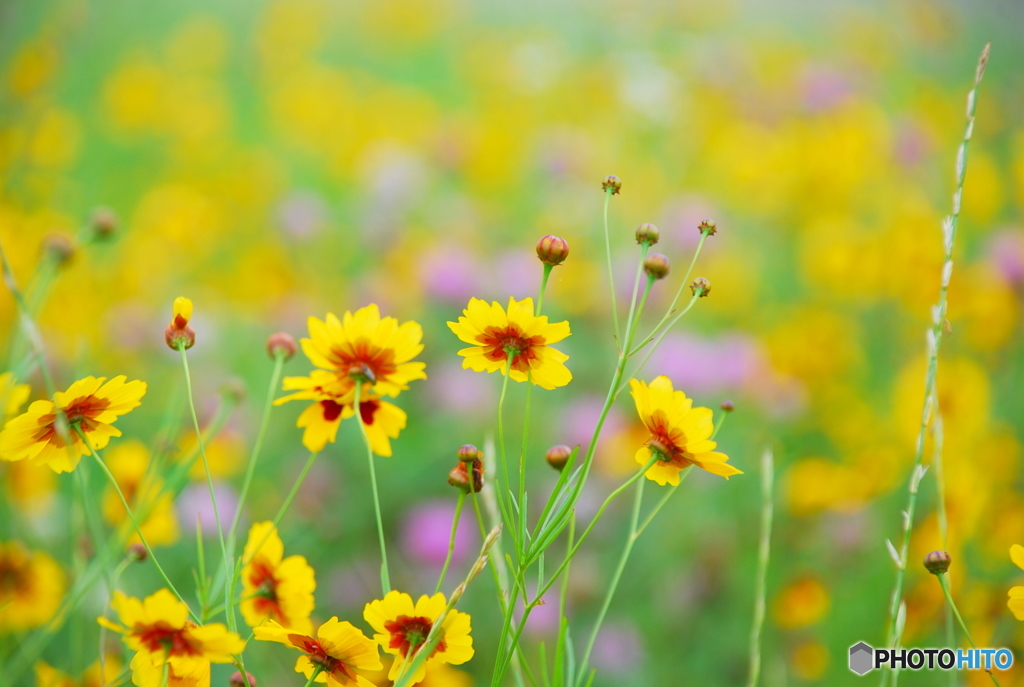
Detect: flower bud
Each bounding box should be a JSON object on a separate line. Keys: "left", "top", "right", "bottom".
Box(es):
{"left": 448, "top": 458, "right": 484, "bottom": 493}
{"left": 42, "top": 233, "right": 76, "bottom": 266}
{"left": 635, "top": 223, "right": 660, "bottom": 246}
{"left": 720, "top": 399, "right": 735, "bottom": 413}
{"left": 924, "top": 550, "right": 951, "bottom": 575}
{"left": 90, "top": 207, "right": 118, "bottom": 240}
{"left": 457, "top": 444, "right": 482, "bottom": 463}
{"left": 601, "top": 174, "right": 622, "bottom": 195}
{"left": 545, "top": 444, "right": 573, "bottom": 472}
{"left": 165, "top": 297, "right": 196, "bottom": 350}
{"left": 536, "top": 235, "right": 570, "bottom": 266}
{"left": 127, "top": 542, "right": 148, "bottom": 562}
{"left": 230, "top": 671, "right": 257, "bottom": 687}
{"left": 698, "top": 219, "right": 717, "bottom": 236}
{"left": 266, "top": 332, "right": 298, "bottom": 361}
{"left": 690, "top": 277, "right": 711, "bottom": 297}
{"left": 643, "top": 253, "right": 670, "bottom": 280}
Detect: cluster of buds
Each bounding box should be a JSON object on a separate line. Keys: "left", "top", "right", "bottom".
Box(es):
{"left": 643, "top": 253, "right": 670, "bottom": 280}
{"left": 545, "top": 444, "right": 574, "bottom": 472}
{"left": 449, "top": 444, "right": 485, "bottom": 493}
{"left": 266, "top": 332, "right": 298, "bottom": 361}
{"left": 536, "top": 235, "right": 570, "bottom": 266}
{"left": 690, "top": 277, "right": 711, "bottom": 297}
{"left": 165, "top": 296, "right": 196, "bottom": 350}
{"left": 635, "top": 223, "right": 660, "bottom": 247}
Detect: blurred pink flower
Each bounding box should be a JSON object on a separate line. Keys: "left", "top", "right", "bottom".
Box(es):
{"left": 647, "top": 332, "right": 761, "bottom": 396}
{"left": 591, "top": 621, "right": 644, "bottom": 675}
{"left": 425, "top": 360, "right": 494, "bottom": 415}
{"left": 419, "top": 244, "right": 481, "bottom": 303}
{"left": 177, "top": 482, "right": 238, "bottom": 536}
{"left": 277, "top": 191, "right": 327, "bottom": 240}
{"left": 986, "top": 229, "right": 1024, "bottom": 288}
{"left": 559, "top": 395, "right": 625, "bottom": 453}
{"left": 400, "top": 500, "right": 475, "bottom": 569}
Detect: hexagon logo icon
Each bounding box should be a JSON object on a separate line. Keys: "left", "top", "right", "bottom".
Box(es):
{"left": 849, "top": 642, "right": 874, "bottom": 675}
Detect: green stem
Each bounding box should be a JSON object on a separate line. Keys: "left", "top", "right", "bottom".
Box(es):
{"left": 355, "top": 382, "right": 391, "bottom": 594}
{"left": 241, "top": 451, "right": 320, "bottom": 567}
{"left": 746, "top": 449, "right": 774, "bottom": 687}
{"left": 537, "top": 263, "right": 554, "bottom": 316}
{"left": 303, "top": 667, "right": 324, "bottom": 687}
{"left": 436, "top": 492, "right": 466, "bottom": 594}
{"left": 623, "top": 245, "right": 650, "bottom": 351}
{"left": 601, "top": 188, "right": 620, "bottom": 342}
{"left": 495, "top": 357, "right": 517, "bottom": 545}
{"left": 636, "top": 231, "right": 709, "bottom": 351}
{"left": 937, "top": 574, "right": 1002, "bottom": 687}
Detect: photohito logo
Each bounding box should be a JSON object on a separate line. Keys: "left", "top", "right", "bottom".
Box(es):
{"left": 848, "top": 642, "right": 1013, "bottom": 675}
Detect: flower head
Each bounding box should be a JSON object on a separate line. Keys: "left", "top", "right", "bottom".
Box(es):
{"left": 241, "top": 522, "right": 316, "bottom": 634}
{"left": 363, "top": 590, "right": 473, "bottom": 684}
{"left": 166, "top": 297, "right": 196, "bottom": 350}
{"left": 0, "top": 540, "right": 65, "bottom": 633}
{"left": 629, "top": 376, "right": 742, "bottom": 484}
{"left": 447, "top": 297, "right": 571, "bottom": 390}
{"left": 254, "top": 617, "right": 381, "bottom": 687}
{"left": 35, "top": 656, "right": 122, "bottom": 687}
{"left": 98, "top": 589, "right": 245, "bottom": 686}
{"left": 536, "top": 235, "right": 570, "bottom": 266}
{"left": 0, "top": 375, "right": 146, "bottom": 473}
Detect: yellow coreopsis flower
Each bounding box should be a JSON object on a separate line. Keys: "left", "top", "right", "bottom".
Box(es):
{"left": 629, "top": 376, "right": 742, "bottom": 485}
{"left": 447, "top": 297, "right": 571, "bottom": 390}
{"left": 1007, "top": 545, "right": 1024, "bottom": 620}
{"left": 101, "top": 440, "right": 179, "bottom": 547}
{"left": 254, "top": 617, "right": 382, "bottom": 687}
{"left": 0, "top": 372, "right": 31, "bottom": 421}
{"left": 0, "top": 540, "right": 65, "bottom": 633}
{"left": 240, "top": 522, "right": 316, "bottom": 633}
{"left": 300, "top": 304, "right": 426, "bottom": 398}
{"left": 35, "top": 655, "right": 122, "bottom": 687}
{"left": 0, "top": 376, "right": 147, "bottom": 473}
{"left": 363, "top": 591, "right": 474, "bottom": 685}
{"left": 98, "top": 589, "right": 245, "bottom": 686}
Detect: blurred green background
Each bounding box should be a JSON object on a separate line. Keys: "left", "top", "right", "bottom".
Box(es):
{"left": 1, "top": 0, "right": 1023, "bottom": 684}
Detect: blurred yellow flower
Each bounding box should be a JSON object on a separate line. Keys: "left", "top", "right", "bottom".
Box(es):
{"left": 241, "top": 521, "right": 316, "bottom": 634}
{"left": 772, "top": 576, "right": 830, "bottom": 629}
{"left": 0, "top": 372, "right": 30, "bottom": 419}
{"left": 629, "top": 376, "right": 741, "bottom": 484}
{"left": 254, "top": 616, "right": 382, "bottom": 687}
{"left": 34, "top": 655, "right": 122, "bottom": 687}
{"left": 101, "top": 440, "right": 179, "bottom": 547}
{"left": 364, "top": 591, "right": 474, "bottom": 684}
{"left": 1007, "top": 545, "right": 1024, "bottom": 620}
{"left": 98, "top": 589, "right": 244, "bottom": 686}
{"left": 0, "top": 540, "right": 64, "bottom": 633}
{"left": 0, "top": 375, "right": 147, "bottom": 473}
{"left": 447, "top": 297, "right": 571, "bottom": 390}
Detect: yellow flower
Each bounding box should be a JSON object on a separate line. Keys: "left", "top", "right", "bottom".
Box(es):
{"left": 300, "top": 305, "right": 426, "bottom": 398}
{"left": 1007, "top": 545, "right": 1024, "bottom": 620}
{"left": 0, "top": 540, "right": 65, "bottom": 633}
{"left": 629, "top": 376, "right": 742, "bottom": 485}
{"left": 35, "top": 655, "right": 122, "bottom": 687}
{"left": 98, "top": 589, "right": 245, "bottom": 686}
{"left": 276, "top": 370, "right": 407, "bottom": 456}
{"left": 172, "top": 296, "right": 193, "bottom": 327}
{"left": 447, "top": 297, "right": 571, "bottom": 390}
{"left": 772, "top": 576, "right": 830, "bottom": 629}
{"left": 101, "top": 440, "right": 179, "bottom": 547}
{"left": 363, "top": 591, "right": 473, "bottom": 685}
{"left": 241, "top": 522, "right": 316, "bottom": 634}
{"left": 254, "top": 617, "right": 382, "bottom": 687}
{"left": 0, "top": 376, "right": 147, "bottom": 473}
{"left": 0, "top": 372, "right": 31, "bottom": 420}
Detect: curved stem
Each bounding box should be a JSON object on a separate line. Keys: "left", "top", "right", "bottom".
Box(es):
{"left": 937, "top": 574, "right": 1002, "bottom": 687}
{"left": 637, "top": 231, "right": 709, "bottom": 349}
{"left": 536, "top": 263, "right": 554, "bottom": 316}
{"left": 436, "top": 492, "right": 466, "bottom": 594}
{"left": 601, "top": 189, "right": 620, "bottom": 342}
{"left": 241, "top": 450, "right": 320, "bottom": 567}
{"left": 355, "top": 382, "right": 391, "bottom": 594}
{"left": 303, "top": 667, "right": 324, "bottom": 687}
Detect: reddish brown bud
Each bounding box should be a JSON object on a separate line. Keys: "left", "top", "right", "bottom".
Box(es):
{"left": 690, "top": 277, "right": 711, "bottom": 297}
{"left": 720, "top": 399, "right": 735, "bottom": 413}
{"left": 457, "top": 444, "right": 482, "bottom": 463}
{"left": 635, "top": 223, "right": 660, "bottom": 246}
{"left": 267, "top": 332, "right": 297, "bottom": 361}
{"left": 165, "top": 323, "right": 196, "bottom": 350}
{"left": 924, "top": 550, "right": 951, "bottom": 575}
{"left": 536, "top": 235, "right": 570, "bottom": 266}
{"left": 90, "top": 207, "right": 118, "bottom": 239}
{"left": 127, "top": 543, "right": 148, "bottom": 562}
{"left": 448, "top": 458, "right": 484, "bottom": 493}
{"left": 698, "top": 219, "right": 717, "bottom": 236}
{"left": 230, "top": 671, "right": 257, "bottom": 687}
{"left": 643, "top": 253, "right": 670, "bottom": 280}
{"left": 602, "top": 174, "right": 622, "bottom": 195}
{"left": 42, "top": 233, "right": 76, "bottom": 266}
{"left": 545, "top": 444, "right": 573, "bottom": 472}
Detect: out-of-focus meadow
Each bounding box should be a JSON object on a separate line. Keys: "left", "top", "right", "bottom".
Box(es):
{"left": 1, "top": 0, "right": 1023, "bottom": 685}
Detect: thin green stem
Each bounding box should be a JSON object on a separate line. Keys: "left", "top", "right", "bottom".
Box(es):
{"left": 495, "top": 357, "right": 517, "bottom": 545}
{"left": 437, "top": 492, "right": 466, "bottom": 594}
{"left": 636, "top": 231, "right": 709, "bottom": 351}
{"left": 601, "top": 189, "right": 620, "bottom": 342}
{"left": 937, "top": 574, "right": 1002, "bottom": 687}
{"left": 240, "top": 451, "right": 320, "bottom": 567}
{"left": 623, "top": 246, "right": 650, "bottom": 347}
{"left": 303, "top": 667, "right": 324, "bottom": 687}
{"left": 355, "top": 381, "right": 391, "bottom": 594}
{"left": 746, "top": 448, "right": 774, "bottom": 687}
{"left": 932, "top": 405, "right": 956, "bottom": 687}
{"left": 537, "top": 263, "right": 554, "bottom": 315}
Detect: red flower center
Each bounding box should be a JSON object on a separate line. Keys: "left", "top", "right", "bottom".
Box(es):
{"left": 328, "top": 338, "right": 398, "bottom": 383}
{"left": 135, "top": 622, "right": 200, "bottom": 657}
{"left": 248, "top": 560, "right": 284, "bottom": 620}
{"left": 479, "top": 325, "right": 544, "bottom": 374}
{"left": 290, "top": 635, "right": 359, "bottom": 684}
{"left": 359, "top": 399, "right": 379, "bottom": 425}
{"left": 33, "top": 395, "right": 112, "bottom": 448}
{"left": 320, "top": 400, "right": 344, "bottom": 422}
{"left": 0, "top": 557, "right": 28, "bottom": 596}
{"left": 384, "top": 615, "right": 447, "bottom": 659}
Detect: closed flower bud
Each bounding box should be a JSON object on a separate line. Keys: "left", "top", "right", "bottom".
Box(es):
{"left": 720, "top": 399, "right": 735, "bottom": 413}
{"left": 924, "top": 550, "right": 951, "bottom": 575}
{"left": 266, "top": 332, "right": 298, "bottom": 361}
{"left": 42, "top": 233, "right": 75, "bottom": 266}
{"left": 635, "top": 223, "right": 660, "bottom": 246}
{"left": 230, "top": 671, "right": 257, "bottom": 687}
{"left": 127, "top": 542, "right": 148, "bottom": 562}
{"left": 165, "top": 297, "right": 196, "bottom": 350}
{"left": 698, "top": 219, "right": 717, "bottom": 236}
{"left": 690, "top": 277, "right": 711, "bottom": 297}
{"left": 601, "top": 174, "right": 622, "bottom": 195}
{"left": 90, "top": 207, "right": 118, "bottom": 239}
{"left": 545, "top": 444, "right": 573, "bottom": 471}
{"left": 457, "top": 444, "right": 482, "bottom": 463}
{"left": 536, "top": 235, "right": 570, "bottom": 266}
{"left": 643, "top": 253, "right": 670, "bottom": 280}
{"left": 448, "top": 458, "right": 484, "bottom": 493}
